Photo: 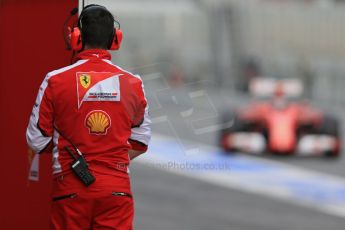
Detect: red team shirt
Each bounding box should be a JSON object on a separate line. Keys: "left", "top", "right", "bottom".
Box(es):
{"left": 26, "top": 49, "right": 151, "bottom": 196}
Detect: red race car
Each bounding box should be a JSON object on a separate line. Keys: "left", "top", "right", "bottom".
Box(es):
{"left": 220, "top": 78, "right": 341, "bottom": 157}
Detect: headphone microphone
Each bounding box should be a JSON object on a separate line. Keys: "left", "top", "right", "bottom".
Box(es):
{"left": 70, "top": 7, "right": 78, "bottom": 16}
{"left": 63, "top": 7, "right": 78, "bottom": 50}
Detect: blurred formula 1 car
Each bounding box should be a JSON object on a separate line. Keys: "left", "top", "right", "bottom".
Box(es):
{"left": 220, "top": 78, "right": 341, "bottom": 157}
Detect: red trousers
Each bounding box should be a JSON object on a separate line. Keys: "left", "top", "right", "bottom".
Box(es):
{"left": 50, "top": 166, "right": 134, "bottom": 229}
{"left": 50, "top": 188, "right": 134, "bottom": 230}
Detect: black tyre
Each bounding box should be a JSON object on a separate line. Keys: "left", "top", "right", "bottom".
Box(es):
{"left": 318, "top": 116, "right": 341, "bottom": 157}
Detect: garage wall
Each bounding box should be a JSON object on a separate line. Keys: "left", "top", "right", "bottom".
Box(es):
{"left": 0, "top": 0, "right": 77, "bottom": 229}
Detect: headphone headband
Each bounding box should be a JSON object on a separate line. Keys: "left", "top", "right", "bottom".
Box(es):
{"left": 68, "top": 4, "right": 123, "bottom": 51}
{"left": 78, "top": 4, "right": 114, "bottom": 29}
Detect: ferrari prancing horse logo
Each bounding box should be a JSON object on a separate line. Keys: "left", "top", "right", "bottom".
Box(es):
{"left": 80, "top": 74, "right": 91, "bottom": 88}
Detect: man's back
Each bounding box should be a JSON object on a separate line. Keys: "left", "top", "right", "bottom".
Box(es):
{"left": 27, "top": 49, "right": 151, "bottom": 194}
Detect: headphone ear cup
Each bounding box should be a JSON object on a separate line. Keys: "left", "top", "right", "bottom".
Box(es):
{"left": 70, "top": 27, "right": 83, "bottom": 51}
{"left": 110, "top": 29, "right": 123, "bottom": 50}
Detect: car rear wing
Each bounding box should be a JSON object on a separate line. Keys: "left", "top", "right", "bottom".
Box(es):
{"left": 249, "top": 78, "right": 304, "bottom": 99}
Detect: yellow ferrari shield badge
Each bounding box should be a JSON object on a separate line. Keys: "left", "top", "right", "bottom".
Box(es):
{"left": 80, "top": 74, "right": 91, "bottom": 89}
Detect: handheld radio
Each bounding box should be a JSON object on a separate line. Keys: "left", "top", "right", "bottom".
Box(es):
{"left": 54, "top": 126, "right": 96, "bottom": 187}
{"left": 64, "top": 146, "right": 96, "bottom": 186}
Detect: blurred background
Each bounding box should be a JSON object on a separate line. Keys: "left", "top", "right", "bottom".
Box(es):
{"left": 105, "top": 0, "right": 345, "bottom": 102}
{"left": 96, "top": 0, "right": 345, "bottom": 229}
{"left": 2, "top": 0, "right": 345, "bottom": 229}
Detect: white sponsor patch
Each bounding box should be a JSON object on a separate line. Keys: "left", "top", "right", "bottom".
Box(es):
{"left": 77, "top": 72, "right": 122, "bottom": 108}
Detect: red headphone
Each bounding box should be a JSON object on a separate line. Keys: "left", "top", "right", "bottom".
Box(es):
{"left": 69, "top": 4, "right": 123, "bottom": 51}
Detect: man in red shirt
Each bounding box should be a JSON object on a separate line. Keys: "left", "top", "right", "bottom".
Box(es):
{"left": 26, "top": 4, "right": 151, "bottom": 230}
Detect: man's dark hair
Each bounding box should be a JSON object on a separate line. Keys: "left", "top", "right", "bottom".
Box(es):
{"left": 80, "top": 6, "right": 114, "bottom": 49}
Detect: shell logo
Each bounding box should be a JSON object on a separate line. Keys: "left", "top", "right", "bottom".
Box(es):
{"left": 85, "top": 110, "right": 111, "bottom": 135}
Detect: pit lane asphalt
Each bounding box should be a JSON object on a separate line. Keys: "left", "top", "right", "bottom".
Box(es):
{"left": 131, "top": 163, "right": 345, "bottom": 230}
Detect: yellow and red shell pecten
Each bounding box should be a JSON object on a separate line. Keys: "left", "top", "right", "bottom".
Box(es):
{"left": 85, "top": 110, "right": 111, "bottom": 135}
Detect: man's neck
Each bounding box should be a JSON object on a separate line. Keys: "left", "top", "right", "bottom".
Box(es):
{"left": 84, "top": 45, "right": 107, "bottom": 50}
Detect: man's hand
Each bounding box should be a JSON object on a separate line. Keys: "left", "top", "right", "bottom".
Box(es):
{"left": 28, "top": 147, "right": 35, "bottom": 166}
{"left": 129, "top": 149, "right": 145, "bottom": 160}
